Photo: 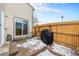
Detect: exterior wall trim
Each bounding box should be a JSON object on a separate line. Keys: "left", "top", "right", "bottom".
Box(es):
{"left": 0, "top": 10, "right": 5, "bottom": 47}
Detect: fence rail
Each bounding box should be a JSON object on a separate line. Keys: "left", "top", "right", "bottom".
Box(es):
{"left": 32, "top": 21, "right": 79, "bottom": 52}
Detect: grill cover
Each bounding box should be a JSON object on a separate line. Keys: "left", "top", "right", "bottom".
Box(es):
{"left": 40, "top": 29, "right": 53, "bottom": 45}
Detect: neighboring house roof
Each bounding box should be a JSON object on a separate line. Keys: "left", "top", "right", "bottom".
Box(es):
{"left": 27, "top": 3, "right": 35, "bottom": 11}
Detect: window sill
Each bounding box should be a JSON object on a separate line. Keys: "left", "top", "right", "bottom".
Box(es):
{"left": 15, "top": 34, "right": 28, "bottom": 39}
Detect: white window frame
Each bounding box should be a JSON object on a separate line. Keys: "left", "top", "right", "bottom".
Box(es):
{"left": 14, "top": 17, "right": 28, "bottom": 36}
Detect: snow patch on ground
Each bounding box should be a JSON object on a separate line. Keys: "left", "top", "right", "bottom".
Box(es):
{"left": 17, "top": 37, "right": 78, "bottom": 56}
{"left": 37, "top": 50, "right": 56, "bottom": 56}
{"left": 17, "top": 37, "right": 46, "bottom": 50}
{"left": 51, "top": 43, "right": 77, "bottom": 56}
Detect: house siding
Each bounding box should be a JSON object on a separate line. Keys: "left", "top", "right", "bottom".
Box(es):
{"left": 3, "top": 3, "right": 34, "bottom": 41}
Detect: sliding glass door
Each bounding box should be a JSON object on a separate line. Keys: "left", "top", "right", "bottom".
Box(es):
{"left": 0, "top": 11, "right": 1, "bottom": 44}
{"left": 0, "top": 10, "right": 5, "bottom": 47}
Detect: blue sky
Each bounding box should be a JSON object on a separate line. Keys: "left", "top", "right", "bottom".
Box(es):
{"left": 31, "top": 3, "right": 79, "bottom": 24}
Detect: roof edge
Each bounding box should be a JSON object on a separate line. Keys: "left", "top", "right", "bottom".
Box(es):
{"left": 27, "top": 3, "right": 35, "bottom": 11}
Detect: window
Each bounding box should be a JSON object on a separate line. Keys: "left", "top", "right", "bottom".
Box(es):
{"left": 23, "top": 21, "right": 28, "bottom": 35}
{"left": 16, "top": 22, "right": 22, "bottom": 36}
{"left": 15, "top": 18, "right": 28, "bottom": 36}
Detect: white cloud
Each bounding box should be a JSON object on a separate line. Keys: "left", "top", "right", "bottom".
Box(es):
{"left": 30, "top": 3, "right": 63, "bottom": 24}
{"left": 30, "top": 3, "right": 62, "bottom": 14}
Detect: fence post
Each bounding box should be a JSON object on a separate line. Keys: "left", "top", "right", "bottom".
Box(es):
{"left": 34, "top": 27, "right": 36, "bottom": 37}
{"left": 49, "top": 25, "right": 52, "bottom": 32}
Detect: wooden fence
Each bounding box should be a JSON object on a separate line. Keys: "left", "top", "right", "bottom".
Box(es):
{"left": 32, "top": 21, "right": 79, "bottom": 52}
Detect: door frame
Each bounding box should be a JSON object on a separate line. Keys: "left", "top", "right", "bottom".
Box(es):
{"left": 0, "top": 10, "right": 5, "bottom": 47}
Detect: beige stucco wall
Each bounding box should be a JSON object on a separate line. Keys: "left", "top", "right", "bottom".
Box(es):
{"left": 4, "top": 3, "right": 34, "bottom": 40}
